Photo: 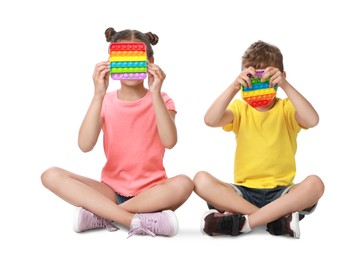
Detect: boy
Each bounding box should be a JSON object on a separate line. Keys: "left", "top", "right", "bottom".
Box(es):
{"left": 193, "top": 40, "right": 324, "bottom": 238}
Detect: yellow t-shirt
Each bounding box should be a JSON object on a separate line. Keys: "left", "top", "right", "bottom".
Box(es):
{"left": 223, "top": 98, "right": 302, "bottom": 188}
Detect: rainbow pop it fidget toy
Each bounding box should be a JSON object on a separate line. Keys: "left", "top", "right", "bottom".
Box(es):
{"left": 109, "top": 42, "right": 147, "bottom": 80}
{"left": 241, "top": 70, "right": 278, "bottom": 108}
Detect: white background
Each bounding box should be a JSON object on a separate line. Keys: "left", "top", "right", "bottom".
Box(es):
{"left": 1, "top": 0, "right": 358, "bottom": 259}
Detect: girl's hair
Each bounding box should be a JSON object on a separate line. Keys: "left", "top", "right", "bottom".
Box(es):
{"left": 242, "top": 40, "right": 284, "bottom": 72}
{"left": 104, "top": 27, "right": 159, "bottom": 59}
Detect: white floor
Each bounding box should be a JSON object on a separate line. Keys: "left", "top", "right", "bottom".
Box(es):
{"left": 3, "top": 180, "right": 355, "bottom": 259}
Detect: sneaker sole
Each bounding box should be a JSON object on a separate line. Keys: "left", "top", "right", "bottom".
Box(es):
{"left": 290, "top": 212, "right": 300, "bottom": 239}
{"left": 73, "top": 207, "right": 83, "bottom": 233}
{"left": 162, "top": 210, "right": 179, "bottom": 236}
{"left": 200, "top": 209, "right": 218, "bottom": 235}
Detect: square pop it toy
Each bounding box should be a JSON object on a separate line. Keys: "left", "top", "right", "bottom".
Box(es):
{"left": 241, "top": 70, "right": 278, "bottom": 108}
{"left": 109, "top": 42, "right": 147, "bottom": 80}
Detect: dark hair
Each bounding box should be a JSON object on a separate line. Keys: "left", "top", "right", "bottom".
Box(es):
{"left": 242, "top": 40, "right": 284, "bottom": 72}
{"left": 104, "top": 27, "right": 159, "bottom": 59}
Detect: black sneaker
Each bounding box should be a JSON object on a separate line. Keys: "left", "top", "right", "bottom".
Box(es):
{"left": 201, "top": 210, "right": 246, "bottom": 236}
{"left": 266, "top": 212, "right": 300, "bottom": 238}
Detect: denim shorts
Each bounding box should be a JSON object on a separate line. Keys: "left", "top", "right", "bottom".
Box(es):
{"left": 115, "top": 193, "right": 133, "bottom": 205}
{"left": 208, "top": 184, "right": 316, "bottom": 216}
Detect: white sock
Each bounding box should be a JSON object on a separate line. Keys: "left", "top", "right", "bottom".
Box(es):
{"left": 240, "top": 215, "right": 252, "bottom": 233}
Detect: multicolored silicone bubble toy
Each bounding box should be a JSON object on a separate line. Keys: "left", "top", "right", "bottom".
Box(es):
{"left": 109, "top": 42, "right": 147, "bottom": 80}
{"left": 241, "top": 70, "right": 278, "bottom": 108}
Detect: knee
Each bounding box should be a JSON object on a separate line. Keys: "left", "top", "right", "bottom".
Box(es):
{"left": 40, "top": 166, "right": 62, "bottom": 190}
{"left": 171, "top": 174, "right": 194, "bottom": 198}
{"left": 193, "top": 171, "right": 211, "bottom": 192}
{"left": 303, "top": 175, "right": 325, "bottom": 199}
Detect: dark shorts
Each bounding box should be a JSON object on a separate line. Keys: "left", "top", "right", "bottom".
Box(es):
{"left": 115, "top": 193, "right": 133, "bottom": 204}
{"left": 208, "top": 184, "right": 316, "bottom": 217}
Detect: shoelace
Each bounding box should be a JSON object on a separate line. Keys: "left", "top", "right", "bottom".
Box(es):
{"left": 127, "top": 216, "right": 159, "bottom": 238}
{"left": 127, "top": 226, "right": 155, "bottom": 238}
{"left": 90, "top": 215, "right": 107, "bottom": 228}
{"left": 90, "top": 214, "right": 119, "bottom": 232}
{"left": 104, "top": 221, "right": 119, "bottom": 232}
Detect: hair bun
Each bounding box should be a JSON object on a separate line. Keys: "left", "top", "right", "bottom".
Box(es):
{"left": 105, "top": 27, "right": 116, "bottom": 42}
{"left": 145, "top": 32, "right": 159, "bottom": 45}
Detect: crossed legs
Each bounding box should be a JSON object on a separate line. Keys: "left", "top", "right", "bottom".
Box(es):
{"left": 193, "top": 170, "right": 325, "bottom": 230}
{"left": 41, "top": 166, "right": 194, "bottom": 228}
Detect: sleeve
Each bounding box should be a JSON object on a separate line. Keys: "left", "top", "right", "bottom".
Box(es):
{"left": 283, "top": 98, "right": 302, "bottom": 133}
{"left": 161, "top": 92, "right": 177, "bottom": 113}
{"left": 223, "top": 99, "right": 241, "bottom": 133}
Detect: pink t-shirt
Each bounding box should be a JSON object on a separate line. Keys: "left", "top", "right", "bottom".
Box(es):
{"left": 100, "top": 90, "right": 176, "bottom": 196}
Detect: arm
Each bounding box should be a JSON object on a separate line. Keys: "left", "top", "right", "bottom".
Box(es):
{"left": 204, "top": 85, "right": 237, "bottom": 127}
{"left": 205, "top": 67, "right": 257, "bottom": 127}
{"left": 78, "top": 61, "right": 110, "bottom": 152}
{"left": 264, "top": 67, "right": 319, "bottom": 128}
{"left": 147, "top": 63, "right": 177, "bottom": 149}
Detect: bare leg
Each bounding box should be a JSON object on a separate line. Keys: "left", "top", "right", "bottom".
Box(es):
{"left": 119, "top": 174, "right": 194, "bottom": 213}
{"left": 194, "top": 171, "right": 259, "bottom": 214}
{"left": 41, "top": 167, "right": 194, "bottom": 228}
{"left": 248, "top": 175, "right": 325, "bottom": 228}
{"left": 41, "top": 167, "right": 134, "bottom": 227}
{"left": 193, "top": 171, "right": 325, "bottom": 228}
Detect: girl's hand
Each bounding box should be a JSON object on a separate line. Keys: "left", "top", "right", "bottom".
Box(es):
{"left": 147, "top": 63, "right": 166, "bottom": 93}
{"left": 232, "top": 66, "right": 257, "bottom": 89}
{"left": 92, "top": 61, "right": 110, "bottom": 97}
{"left": 262, "top": 67, "right": 288, "bottom": 89}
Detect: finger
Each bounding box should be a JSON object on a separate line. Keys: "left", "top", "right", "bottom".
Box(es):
{"left": 147, "top": 62, "right": 158, "bottom": 68}
{"left": 148, "top": 68, "right": 164, "bottom": 79}
{"left": 272, "top": 73, "right": 283, "bottom": 87}
{"left": 147, "top": 63, "right": 160, "bottom": 73}
{"left": 147, "top": 68, "right": 156, "bottom": 77}
{"left": 236, "top": 77, "right": 248, "bottom": 88}
{"left": 149, "top": 68, "right": 161, "bottom": 74}
{"left": 243, "top": 67, "right": 256, "bottom": 87}
{"left": 154, "top": 67, "right": 165, "bottom": 77}
{"left": 148, "top": 63, "right": 165, "bottom": 74}
{"left": 247, "top": 67, "right": 257, "bottom": 77}
{"left": 103, "top": 69, "right": 110, "bottom": 80}
{"left": 96, "top": 61, "right": 110, "bottom": 69}
{"left": 242, "top": 74, "right": 253, "bottom": 88}
{"left": 269, "top": 73, "right": 280, "bottom": 87}
{"left": 99, "top": 65, "right": 110, "bottom": 78}
{"left": 95, "top": 62, "right": 110, "bottom": 73}
{"left": 262, "top": 67, "right": 278, "bottom": 80}
{"left": 157, "top": 71, "right": 166, "bottom": 80}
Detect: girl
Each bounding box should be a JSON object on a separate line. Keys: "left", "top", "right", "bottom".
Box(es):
{"left": 41, "top": 27, "right": 194, "bottom": 237}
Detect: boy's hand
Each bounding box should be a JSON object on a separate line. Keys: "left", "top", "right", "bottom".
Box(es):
{"left": 262, "top": 67, "right": 288, "bottom": 89}
{"left": 147, "top": 63, "right": 166, "bottom": 93}
{"left": 232, "top": 67, "right": 257, "bottom": 89}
